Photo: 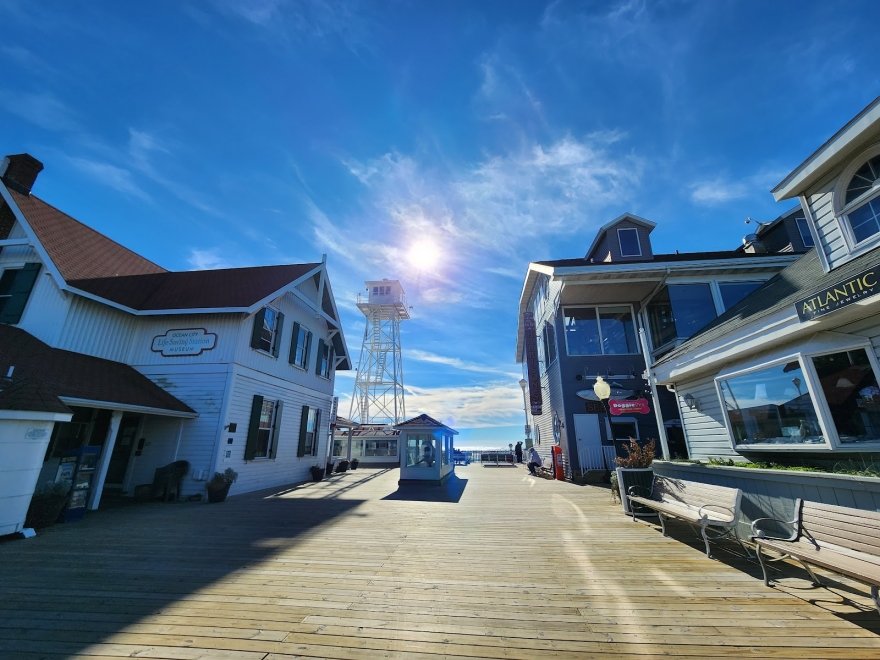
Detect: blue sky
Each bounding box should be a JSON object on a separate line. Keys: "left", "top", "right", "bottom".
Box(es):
{"left": 2, "top": 1, "right": 879, "bottom": 448}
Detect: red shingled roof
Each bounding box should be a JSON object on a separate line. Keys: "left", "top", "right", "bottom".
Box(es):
{"left": 0, "top": 325, "right": 194, "bottom": 415}
{"left": 9, "top": 189, "right": 166, "bottom": 280}
{"left": 69, "top": 264, "right": 320, "bottom": 311}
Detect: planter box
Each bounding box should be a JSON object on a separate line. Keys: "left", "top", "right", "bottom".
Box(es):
{"left": 653, "top": 460, "right": 880, "bottom": 537}
{"left": 615, "top": 467, "right": 655, "bottom": 515}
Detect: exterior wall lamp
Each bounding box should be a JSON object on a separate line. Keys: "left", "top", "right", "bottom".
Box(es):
{"left": 683, "top": 393, "right": 700, "bottom": 412}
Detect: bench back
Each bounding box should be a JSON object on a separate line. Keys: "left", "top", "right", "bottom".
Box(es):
{"left": 799, "top": 500, "right": 880, "bottom": 555}
{"left": 653, "top": 476, "right": 742, "bottom": 522}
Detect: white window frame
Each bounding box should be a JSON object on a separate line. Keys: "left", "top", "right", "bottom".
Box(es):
{"left": 254, "top": 398, "right": 280, "bottom": 459}
{"left": 833, "top": 143, "right": 880, "bottom": 257}
{"left": 713, "top": 334, "right": 880, "bottom": 452}
{"left": 563, "top": 304, "right": 640, "bottom": 356}
{"left": 256, "top": 305, "right": 282, "bottom": 355}
{"left": 617, "top": 227, "right": 642, "bottom": 257}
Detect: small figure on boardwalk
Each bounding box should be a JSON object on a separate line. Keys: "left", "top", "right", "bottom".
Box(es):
{"left": 527, "top": 447, "right": 542, "bottom": 476}
{"left": 514, "top": 441, "right": 523, "bottom": 463}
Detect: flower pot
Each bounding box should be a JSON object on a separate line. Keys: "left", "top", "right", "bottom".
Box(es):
{"left": 615, "top": 467, "right": 654, "bottom": 515}
{"left": 336, "top": 460, "right": 350, "bottom": 473}
{"left": 350, "top": 459, "right": 359, "bottom": 470}
{"left": 206, "top": 482, "right": 231, "bottom": 503}
{"left": 310, "top": 466, "right": 325, "bottom": 482}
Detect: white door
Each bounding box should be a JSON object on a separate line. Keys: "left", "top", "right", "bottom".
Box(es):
{"left": 573, "top": 414, "right": 603, "bottom": 470}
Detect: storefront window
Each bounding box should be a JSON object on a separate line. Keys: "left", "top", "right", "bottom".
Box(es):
{"left": 647, "top": 284, "right": 717, "bottom": 349}
{"left": 719, "top": 360, "right": 824, "bottom": 446}
{"left": 813, "top": 349, "right": 880, "bottom": 444}
{"left": 364, "top": 438, "right": 398, "bottom": 456}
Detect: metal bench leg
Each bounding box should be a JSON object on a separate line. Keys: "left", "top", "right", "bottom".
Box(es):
{"left": 700, "top": 523, "right": 712, "bottom": 557}
{"left": 657, "top": 512, "right": 668, "bottom": 537}
{"left": 756, "top": 545, "right": 771, "bottom": 586}
{"left": 871, "top": 586, "right": 880, "bottom": 615}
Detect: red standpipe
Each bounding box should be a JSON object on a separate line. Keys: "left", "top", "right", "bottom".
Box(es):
{"left": 551, "top": 445, "right": 564, "bottom": 480}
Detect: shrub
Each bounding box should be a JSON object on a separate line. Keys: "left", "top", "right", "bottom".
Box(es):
{"left": 615, "top": 437, "right": 655, "bottom": 469}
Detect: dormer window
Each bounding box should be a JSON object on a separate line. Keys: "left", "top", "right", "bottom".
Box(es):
{"left": 838, "top": 149, "right": 880, "bottom": 246}
{"left": 617, "top": 228, "right": 641, "bottom": 257}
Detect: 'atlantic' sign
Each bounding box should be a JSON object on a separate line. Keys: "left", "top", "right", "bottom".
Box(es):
{"left": 796, "top": 265, "right": 880, "bottom": 322}
{"left": 151, "top": 328, "right": 217, "bottom": 356}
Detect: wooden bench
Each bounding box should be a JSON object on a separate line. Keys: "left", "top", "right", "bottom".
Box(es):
{"left": 750, "top": 499, "right": 880, "bottom": 614}
{"left": 627, "top": 475, "right": 743, "bottom": 557}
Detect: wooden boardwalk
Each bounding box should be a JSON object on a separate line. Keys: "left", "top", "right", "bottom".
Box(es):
{"left": 1, "top": 465, "right": 879, "bottom": 659}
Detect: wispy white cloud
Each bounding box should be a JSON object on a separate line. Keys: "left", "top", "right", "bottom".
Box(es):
{"left": 689, "top": 167, "right": 788, "bottom": 207}
{"left": 406, "top": 349, "right": 520, "bottom": 379}
{"left": 404, "top": 382, "right": 523, "bottom": 429}
{"left": 65, "top": 157, "right": 151, "bottom": 201}
{"left": 187, "top": 248, "right": 238, "bottom": 270}
{"left": 0, "top": 89, "right": 78, "bottom": 132}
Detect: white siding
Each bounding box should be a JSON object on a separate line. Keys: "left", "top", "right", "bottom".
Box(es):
{"left": 127, "top": 416, "right": 186, "bottom": 493}
{"left": 677, "top": 375, "right": 739, "bottom": 461}
{"left": 18, "top": 270, "right": 69, "bottom": 346}
{"left": 135, "top": 364, "right": 231, "bottom": 498}
{"left": 128, "top": 314, "right": 241, "bottom": 366}
{"left": 223, "top": 369, "right": 334, "bottom": 495}
{"left": 806, "top": 183, "right": 848, "bottom": 269}
{"left": 233, "top": 290, "right": 335, "bottom": 398}
{"left": 57, "top": 297, "right": 139, "bottom": 362}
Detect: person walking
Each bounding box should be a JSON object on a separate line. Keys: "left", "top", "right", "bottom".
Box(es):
{"left": 514, "top": 441, "right": 523, "bottom": 463}
{"left": 527, "top": 447, "right": 542, "bottom": 476}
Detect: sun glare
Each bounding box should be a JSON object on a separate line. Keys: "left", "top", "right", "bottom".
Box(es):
{"left": 407, "top": 239, "right": 441, "bottom": 271}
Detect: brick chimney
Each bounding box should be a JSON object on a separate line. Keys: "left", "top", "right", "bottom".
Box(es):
{"left": 0, "top": 154, "right": 44, "bottom": 195}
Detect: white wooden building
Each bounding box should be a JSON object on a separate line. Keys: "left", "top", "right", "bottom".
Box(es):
{"left": 0, "top": 153, "right": 350, "bottom": 521}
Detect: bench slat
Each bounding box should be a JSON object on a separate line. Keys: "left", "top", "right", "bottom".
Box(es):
{"left": 757, "top": 538, "right": 880, "bottom": 586}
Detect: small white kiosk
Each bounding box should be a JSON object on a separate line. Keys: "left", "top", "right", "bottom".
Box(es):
{"left": 395, "top": 414, "right": 457, "bottom": 485}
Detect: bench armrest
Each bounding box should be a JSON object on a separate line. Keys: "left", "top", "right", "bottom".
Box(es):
{"left": 627, "top": 484, "right": 652, "bottom": 499}
{"left": 750, "top": 516, "right": 798, "bottom": 542}
{"left": 698, "top": 504, "right": 735, "bottom": 521}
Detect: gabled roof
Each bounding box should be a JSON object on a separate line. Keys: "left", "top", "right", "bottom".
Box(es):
{"left": 584, "top": 212, "right": 656, "bottom": 260}
{"left": 0, "top": 325, "right": 195, "bottom": 415}
{"left": 394, "top": 413, "right": 458, "bottom": 433}
{"left": 9, "top": 189, "right": 167, "bottom": 280}
{"left": 69, "top": 264, "right": 320, "bottom": 311}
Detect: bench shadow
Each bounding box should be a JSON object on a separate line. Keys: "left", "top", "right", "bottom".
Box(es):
{"left": 652, "top": 518, "right": 880, "bottom": 632}
{"left": 382, "top": 475, "right": 468, "bottom": 503}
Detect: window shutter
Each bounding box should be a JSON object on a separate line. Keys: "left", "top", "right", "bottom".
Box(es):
{"left": 315, "top": 339, "right": 325, "bottom": 375}
{"left": 250, "top": 308, "right": 266, "bottom": 349}
{"left": 0, "top": 262, "right": 40, "bottom": 324}
{"left": 272, "top": 312, "right": 284, "bottom": 357}
{"left": 328, "top": 346, "right": 335, "bottom": 378}
{"left": 312, "top": 409, "right": 322, "bottom": 456}
{"left": 297, "top": 405, "right": 309, "bottom": 457}
{"left": 269, "top": 400, "right": 283, "bottom": 459}
{"left": 304, "top": 331, "right": 312, "bottom": 369}
{"left": 244, "top": 395, "right": 264, "bottom": 461}
{"left": 288, "top": 322, "right": 301, "bottom": 364}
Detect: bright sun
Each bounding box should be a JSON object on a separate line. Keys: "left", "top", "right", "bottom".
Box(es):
{"left": 407, "top": 239, "right": 441, "bottom": 270}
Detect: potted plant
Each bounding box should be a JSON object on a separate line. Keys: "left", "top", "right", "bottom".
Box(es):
{"left": 350, "top": 458, "right": 359, "bottom": 470}
{"left": 206, "top": 467, "right": 238, "bottom": 503}
{"left": 310, "top": 465, "right": 325, "bottom": 481}
{"left": 614, "top": 437, "right": 655, "bottom": 515}
{"left": 25, "top": 482, "right": 70, "bottom": 529}
{"left": 326, "top": 460, "right": 335, "bottom": 476}
{"left": 336, "top": 459, "right": 350, "bottom": 473}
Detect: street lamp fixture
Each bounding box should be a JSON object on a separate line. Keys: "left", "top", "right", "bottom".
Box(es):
{"left": 593, "top": 376, "right": 612, "bottom": 470}
{"left": 518, "top": 378, "right": 532, "bottom": 447}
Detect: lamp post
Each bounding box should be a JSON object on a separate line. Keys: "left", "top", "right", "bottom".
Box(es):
{"left": 593, "top": 376, "right": 612, "bottom": 470}
{"left": 518, "top": 378, "right": 532, "bottom": 448}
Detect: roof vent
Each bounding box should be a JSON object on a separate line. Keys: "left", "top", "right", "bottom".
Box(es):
{"left": 1, "top": 154, "right": 44, "bottom": 195}
{"left": 742, "top": 233, "right": 767, "bottom": 254}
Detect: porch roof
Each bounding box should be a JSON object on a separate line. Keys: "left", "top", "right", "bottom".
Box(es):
{"left": 0, "top": 325, "right": 195, "bottom": 416}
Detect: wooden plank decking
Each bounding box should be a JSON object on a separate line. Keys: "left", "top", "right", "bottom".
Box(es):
{"left": 1, "top": 465, "right": 879, "bottom": 659}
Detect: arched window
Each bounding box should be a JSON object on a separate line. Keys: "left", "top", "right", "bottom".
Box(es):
{"left": 838, "top": 147, "right": 880, "bottom": 246}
